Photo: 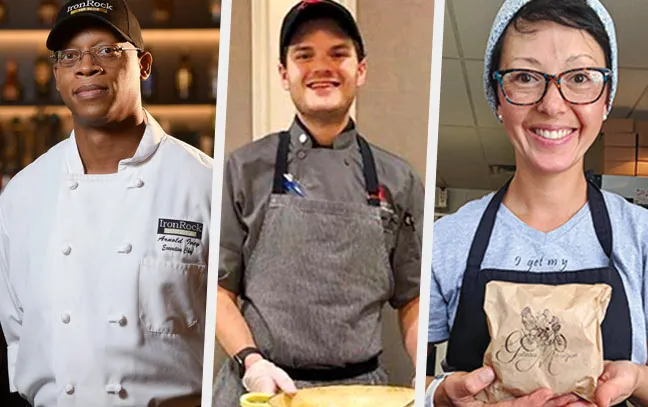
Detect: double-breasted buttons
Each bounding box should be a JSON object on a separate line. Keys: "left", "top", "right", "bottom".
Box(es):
{"left": 60, "top": 313, "right": 71, "bottom": 324}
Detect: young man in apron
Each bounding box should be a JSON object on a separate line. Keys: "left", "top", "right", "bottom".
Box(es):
{"left": 0, "top": 1, "right": 212, "bottom": 406}
{"left": 215, "top": 1, "right": 424, "bottom": 405}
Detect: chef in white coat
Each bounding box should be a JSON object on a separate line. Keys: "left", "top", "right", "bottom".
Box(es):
{"left": 0, "top": 1, "right": 212, "bottom": 406}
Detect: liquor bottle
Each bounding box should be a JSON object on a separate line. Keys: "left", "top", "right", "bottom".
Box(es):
{"left": 199, "top": 132, "right": 214, "bottom": 157}
{"left": 157, "top": 116, "right": 172, "bottom": 134}
{"left": 187, "top": 131, "right": 200, "bottom": 149}
{"left": 141, "top": 49, "right": 156, "bottom": 102}
{"left": 209, "top": 0, "right": 221, "bottom": 24}
{"left": 209, "top": 53, "right": 218, "bottom": 101}
{"left": 152, "top": 0, "right": 172, "bottom": 24}
{"left": 0, "top": 174, "right": 11, "bottom": 194}
{"left": 17, "top": 117, "right": 34, "bottom": 168}
{"left": 0, "top": 122, "right": 4, "bottom": 174}
{"left": 38, "top": 0, "right": 58, "bottom": 26}
{"left": 34, "top": 54, "right": 53, "bottom": 101}
{"left": 2, "top": 60, "right": 23, "bottom": 103}
{"left": 47, "top": 114, "right": 63, "bottom": 148}
{"left": 0, "top": 0, "right": 7, "bottom": 25}
{"left": 174, "top": 54, "right": 194, "bottom": 101}
{"left": 3, "top": 118, "right": 21, "bottom": 174}
{"left": 31, "top": 108, "right": 49, "bottom": 158}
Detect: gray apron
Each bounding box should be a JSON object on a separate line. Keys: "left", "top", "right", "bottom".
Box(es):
{"left": 213, "top": 132, "right": 394, "bottom": 407}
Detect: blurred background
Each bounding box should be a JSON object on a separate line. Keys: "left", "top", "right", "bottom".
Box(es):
{"left": 434, "top": 0, "right": 648, "bottom": 210}
{"left": 0, "top": 0, "right": 220, "bottom": 405}
{"left": 0, "top": 0, "right": 220, "bottom": 193}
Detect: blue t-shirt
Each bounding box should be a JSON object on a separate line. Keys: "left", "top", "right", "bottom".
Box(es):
{"left": 428, "top": 190, "right": 648, "bottom": 365}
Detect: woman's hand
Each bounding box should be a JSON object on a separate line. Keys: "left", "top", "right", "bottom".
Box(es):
{"left": 433, "top": 366, "right": 555, "bottom": 407}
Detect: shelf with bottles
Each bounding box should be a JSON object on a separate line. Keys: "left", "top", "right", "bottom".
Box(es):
{"left": 0, "top": 111, "right": 65, "bottom": 175}
{"left": 0, "top": 0, "right": 221, "bottom": 31}
{"left": 0, "top": 1, "right": 221, "bottom": 106}
{"left": 0, "top": 42, "right": 218, "bottom": 107}
{"left": 0, "top": 28, "right": 219, "bottom": 46}
{"left": 0, "top": 104, "right": 215, "bottom": 181}
{"left": 0, "top": 0, "right": 220, "bottom": 184}
{"left": 0, "top": 105, "right": 216, "bottom": 153}
{"left": 0, "top": 30, "right": 220, "bottom": 106}
{"left": 0, "top": 104, "right": 215, "bottom": 120}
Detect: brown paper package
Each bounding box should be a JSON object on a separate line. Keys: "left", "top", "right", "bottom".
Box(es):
{"left": 476, "top": 281, "right": 612, "bottom": 403}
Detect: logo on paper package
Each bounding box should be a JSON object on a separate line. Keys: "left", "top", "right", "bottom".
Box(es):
{"left": 68, "top": 1, "right": 114, "bottom": 15}
{"left": 496, "top": 307, "right": 575, "bottom": 375}
{"left": 157, "top": 218, "right": 203, "bottom": 239}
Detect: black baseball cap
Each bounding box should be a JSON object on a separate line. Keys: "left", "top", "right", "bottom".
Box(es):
{"left": 279, "top": 0, "right": 365, "bottom": 64}
{"left": 46, "top": 0, "right": 144, "bottom": 51}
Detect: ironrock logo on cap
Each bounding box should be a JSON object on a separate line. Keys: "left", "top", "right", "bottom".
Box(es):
{"left": 299, "top": 0, "right": 322, "bottom": 9}
{"left": 68, "top": 1, "right": 114, "bottom": 15}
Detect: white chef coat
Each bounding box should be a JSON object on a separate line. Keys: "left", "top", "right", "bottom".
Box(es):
{"left": 0, "top": 111, "right": 213, "bottom": 407}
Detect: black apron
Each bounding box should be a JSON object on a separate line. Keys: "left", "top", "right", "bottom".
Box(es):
{"left": 445, "top": 179, "right": 632, "bottom": 403}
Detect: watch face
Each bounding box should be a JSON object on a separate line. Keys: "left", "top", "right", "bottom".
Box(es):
{"left": 234, "top": 354, "right": 246, "bottom": 378}
{"left": 234, "top": 348, "right": 262, "bottom": 373}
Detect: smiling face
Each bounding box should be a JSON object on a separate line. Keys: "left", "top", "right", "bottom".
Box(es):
{"left": 279, "top": 18, "right": 366, "bottom": 122}
{"left": 53, "top": 26, "right": 151, "bottom": 127}
{"left": 496, "top": 20, "right": 609, "bottom": 176}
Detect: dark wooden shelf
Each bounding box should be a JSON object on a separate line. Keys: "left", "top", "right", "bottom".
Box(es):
{"left": 0, "top": 0, "right": 219, "bottom": 30}
{"left": 0, "top": 104, "right": 215, "bottom": 120}
{"left": 0, "top": 28, "right": 219, "bottom": 47}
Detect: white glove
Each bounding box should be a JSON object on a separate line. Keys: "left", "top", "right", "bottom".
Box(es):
{"left": 242, "top": 359, "right": 298, "bottom": 395}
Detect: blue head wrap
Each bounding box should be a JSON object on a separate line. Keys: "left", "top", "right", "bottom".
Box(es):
{"left": 483, "top": 0, "right": 617, "bottom": 116}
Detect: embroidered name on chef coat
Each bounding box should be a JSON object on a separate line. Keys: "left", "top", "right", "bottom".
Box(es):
{"left": 157, "top": 218, "right": 203, "bottom": 255}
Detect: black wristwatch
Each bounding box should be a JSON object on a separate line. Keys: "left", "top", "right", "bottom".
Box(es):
{"left": 233, "top": 347, "right": 265, "bottom": 378}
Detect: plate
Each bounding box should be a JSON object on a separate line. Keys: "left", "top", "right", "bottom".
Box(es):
{"left": 268, "top": 385, "right": 414, "bottom": 407}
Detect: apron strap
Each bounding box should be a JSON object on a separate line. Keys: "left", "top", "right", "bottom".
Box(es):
{"left": 357, "top": 135, "right": 380, "bottom": 207}
{"left": 587, "top": 179, "right": 613, "bottom": 260}
{"left": 272, "top": 131, "right": 291, "bottom": 194}
{"left": 271, "top": 130, "right": 381, "bottom": 207}
{"left": 466, "top": 176, "right": 613, "bottom": 269}
{"left": 466, "top": 178, "right": 511, "bottom": 269}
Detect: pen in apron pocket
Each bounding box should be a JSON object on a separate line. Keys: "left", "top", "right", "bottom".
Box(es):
{"left": 283, "top": 173, "right": 307, "bottom": 197}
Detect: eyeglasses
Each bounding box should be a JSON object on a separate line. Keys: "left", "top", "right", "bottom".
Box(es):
{"left": 493, "top": 67, "right": 611, "bottom": 106}
{"left": 51, "top": 44, "right": 142, "bottom": 68}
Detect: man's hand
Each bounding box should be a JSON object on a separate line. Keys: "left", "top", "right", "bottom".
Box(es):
{"left": 593, "top": 361, "right": 643, "bottom": 407}
{"left": 433, "top": 366, "right": 554, "bottom": 407}
{"left": 241, "top": 358, "right": 298, "bottom": 395}
{"left": 594, "top": 361, "right": 640, "bottom": 407}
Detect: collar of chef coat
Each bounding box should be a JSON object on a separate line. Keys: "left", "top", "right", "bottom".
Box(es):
{"left": 289, "top": 116, "right": 357, "bottom": 150}
{"left": 65, "top": 110, "right": 165, "bottom": 175}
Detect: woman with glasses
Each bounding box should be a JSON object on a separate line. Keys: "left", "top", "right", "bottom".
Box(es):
{"left": 427, "top": 0, "right": 648, "bottom": 406}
